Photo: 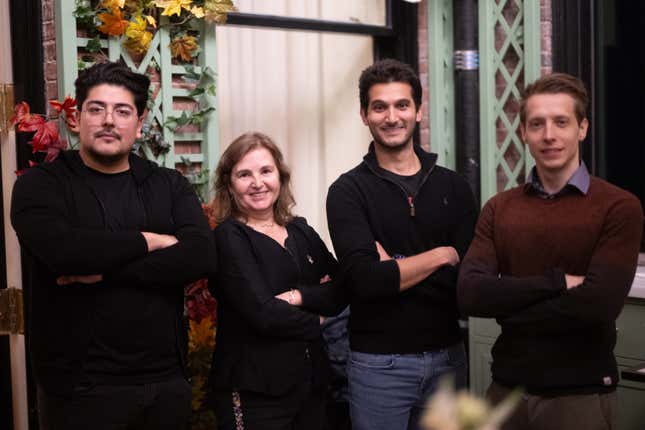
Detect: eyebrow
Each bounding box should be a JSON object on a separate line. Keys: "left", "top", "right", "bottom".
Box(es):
{"left": 84, "top": 100, "right": 135, "bottom": 109}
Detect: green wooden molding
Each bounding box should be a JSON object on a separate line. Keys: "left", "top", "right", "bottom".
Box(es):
{"left": 428, "top": 0, "right": 455, "bottom": 169}
{"left": 479, "top": 0, "right": 541, "bottom": 205}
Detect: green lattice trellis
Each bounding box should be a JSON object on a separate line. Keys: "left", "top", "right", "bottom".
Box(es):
{"left": 428, "top": 0, "right": 455, "bottom": 170}
{"left": 54, "top": 0, "right": 219, "bottom": 181}
{"left": 479, "top": 0, "right": 540, "bottom": 204}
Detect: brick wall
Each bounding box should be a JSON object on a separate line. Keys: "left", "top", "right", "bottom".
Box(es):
{"left": 42, "top": 0, "right": 57, "bottom": 102}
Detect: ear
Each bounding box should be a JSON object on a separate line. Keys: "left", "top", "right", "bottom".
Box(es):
{"left": 360, "top": 108, "right": 369, "bottom": 126}
{"left": 136, "top": 109, "right": 147, "bottom": 139}
{"left": 519, "top": 123, "right": 527, "bottom": 143}
{"left": 578, "top": 118, "right": 589, "bottom": 141}
{"left": 415, "top": 106, "right": 422, "bottom": 123}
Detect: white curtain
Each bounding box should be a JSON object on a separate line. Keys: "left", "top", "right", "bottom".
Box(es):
{"left": 216, "top": 0, "right": 382, "bottom": 243}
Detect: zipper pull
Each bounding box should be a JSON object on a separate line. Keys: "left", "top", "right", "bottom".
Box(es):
{"left": 408, "top": 196, "right": 415, "bottom": 217}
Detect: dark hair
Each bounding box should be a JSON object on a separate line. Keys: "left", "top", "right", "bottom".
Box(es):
{"left": 520, "top": 73, "right": 589, "bottom": 124}
{"left": 211, "top": 132, "right": 296, "bottom": 225}
{"left": 358, "top": 59, "right": 422, "bottom": 113}
{"left": 75, "top": 61, "right": 150, "bottom": 116}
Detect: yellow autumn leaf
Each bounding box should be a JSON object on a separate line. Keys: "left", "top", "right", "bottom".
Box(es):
{"left": 154, "top": 0, "right": 193, "bottom": 17}
{"left": 101, "top": 0, "right": 126, "bottom": 9}
{"left": 124, "top": 15, "right": 153, "bottom": 54}
{"left": 191, "top": 6, "right": 205, "bottom": 18}
{"left": 145, "top": 15, "right": 157, "bottom": 28}
{"left": 203, "top": 0, "right": 237, "bottom": 24}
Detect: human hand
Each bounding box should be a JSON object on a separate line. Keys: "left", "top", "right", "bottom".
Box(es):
{"left": 375, "top": 241, "right": 391, "bottom": 261}
{"left": 319, "top": 275, "right": 331, "bottom": 284}
{"left": 437, "top": 246, "right": 460, "bottom": 266}
{"left": 275, "top": 289, "right": 302, "bottom": 306}
{"left": 319, "top": 315, "right": 326, "bottom": 325}
{"left": 142, "top": 232, "right": 178, "bottom": 252}
{"left": 565, "top": 274, "right": 585, "bottom": 290}
{"left": 56, "top": 274, "right": 103, "bottom": 285}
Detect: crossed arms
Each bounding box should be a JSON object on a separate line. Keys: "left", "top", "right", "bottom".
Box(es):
{"left": 457, "top": 196, "right": 643, "bottom": 334}
{"left": 10, "top": 167, "right": 211, "bottom": 288}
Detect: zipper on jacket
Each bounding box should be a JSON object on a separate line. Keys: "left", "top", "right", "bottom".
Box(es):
{"left": 408, "top": 196, "right": 415, "bottom": 217}
{"left": 364, "top": 160, "right": 435, "bottom": 218}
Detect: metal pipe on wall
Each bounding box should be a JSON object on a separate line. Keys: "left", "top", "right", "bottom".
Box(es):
{"left": 453, "top": 0, "right": 480, "bottom": 206}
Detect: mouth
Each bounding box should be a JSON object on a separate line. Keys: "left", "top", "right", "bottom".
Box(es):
{"left": 380, "top": 125, "right": 405, "bottom": 135}
{"left": 541, "top": 148, "right": 563, "bottom": 156}
{"left": 249, "top": 191, "right": 268, "bottom": 199}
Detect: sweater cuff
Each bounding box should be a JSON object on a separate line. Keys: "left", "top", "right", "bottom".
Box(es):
{"left": 548, "top": 267, "right": 567, "bottom": 292}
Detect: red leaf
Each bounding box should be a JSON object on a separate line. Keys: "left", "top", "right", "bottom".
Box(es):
{"left": 49, "top": 96, "right": 77, "bottom": 118}
{"left": 11, "top": 101, "right": 46, "bottom": 132}
{"left": 29, "top": 121, "right": 60, "bottom": 153}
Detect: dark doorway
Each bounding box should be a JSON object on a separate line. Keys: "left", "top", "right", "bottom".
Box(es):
{"left": 595, "top": 1, "right": 645, "bottom": 249}
{"left": 553, "top": 0, "right": 645, "bottom": 250}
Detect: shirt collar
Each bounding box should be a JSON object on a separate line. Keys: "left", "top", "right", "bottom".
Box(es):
{"left": 525, "top": 161, "right": 590, "bottom": 197}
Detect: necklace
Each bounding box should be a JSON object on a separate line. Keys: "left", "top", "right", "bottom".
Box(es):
{"left": 246, "top": 220, "right": 275, "bottom": 230}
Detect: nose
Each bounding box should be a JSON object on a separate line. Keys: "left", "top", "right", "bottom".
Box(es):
{"left": 543, "top": 121, "right": 555, "bottom": 141}
{"left": 250, "top": 174, "right": 262, "bottom": 188}
{"left": 386, "top": 106, "right": 397, "bottom": 123}
{"left": 102, "top": 108, "right": 115, "bottom": 125}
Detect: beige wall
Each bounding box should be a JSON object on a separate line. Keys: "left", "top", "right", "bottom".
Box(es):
{"left": 216, "top": 0, "right": 378, "bottom": 243}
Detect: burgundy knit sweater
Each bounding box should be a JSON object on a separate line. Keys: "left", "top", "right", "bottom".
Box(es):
{"left": 458, "top": 176, "right": 643, "bottom": 395}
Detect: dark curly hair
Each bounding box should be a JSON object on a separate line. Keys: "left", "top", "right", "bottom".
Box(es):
{"left": 358, "top": 59, "right": 422, "bottom": 113}
{"left": 74, "top": 61, "right": 150, "bottom": 116}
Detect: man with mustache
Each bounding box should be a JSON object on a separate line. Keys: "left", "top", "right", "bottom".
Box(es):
{"left": 326, "top": 59, "right": 478, "bottom": 430}
{"left": 458, "top": 73, "right": 643, "bottom": 430}
{"left": 10, "top": 61, "right": 212, "bottom": 430}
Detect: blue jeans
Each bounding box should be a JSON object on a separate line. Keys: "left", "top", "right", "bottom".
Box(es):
{"left": 348, "top": 342, "right": 467, "bottom": 430}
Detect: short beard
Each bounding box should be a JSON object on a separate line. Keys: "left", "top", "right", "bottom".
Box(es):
{"left": 371, "top": 125, "right": 415, "bottom": 153}
{"left": 85, "top": 146, "right": 131, "bottom": 168}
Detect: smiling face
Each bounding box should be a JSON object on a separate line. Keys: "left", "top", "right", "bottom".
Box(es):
{"left": 229, "top": 147, "right": 281, "bottom": 221}
{"left": 521, "top": 93, "right": 588, "bottom": 179}
{"left": 360, "top": 82, "right": 422, "bottom": 152}
{"left": 77, "top": 84, "right": 144, "bottom": 172}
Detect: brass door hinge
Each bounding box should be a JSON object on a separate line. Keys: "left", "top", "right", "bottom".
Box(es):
{"left": 0, "top": 287, "right": 24, "bottom": 335}
{"left": 0, "top": 83, "right": 15, "bottom": 135}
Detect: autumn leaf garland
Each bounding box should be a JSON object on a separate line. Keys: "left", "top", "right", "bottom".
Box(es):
{"left": 81, "top": 0, "right": 236, "bottom": 62}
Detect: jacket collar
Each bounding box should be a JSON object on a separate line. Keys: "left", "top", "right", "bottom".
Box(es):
{"left": 60, "top": 150, "right": 156, "bottom": 184}
{"left": 363, "top": 142, "right": 438, "bottom": 175}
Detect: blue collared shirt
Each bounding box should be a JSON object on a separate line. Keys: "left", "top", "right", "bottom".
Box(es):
{"left": 525, "top": 161, "right": 590, "bottom": 199}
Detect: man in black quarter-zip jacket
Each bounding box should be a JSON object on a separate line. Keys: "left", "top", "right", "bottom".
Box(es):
{"left": 326, "top": 59, "right": 477, "bottom": 430}
{"left": 10, "top": 61, "right": 211, "bottom": 430}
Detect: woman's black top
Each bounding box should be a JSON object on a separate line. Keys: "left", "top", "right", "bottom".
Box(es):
{"left": 209, "top": 217, "right": 346, "bottom": 395}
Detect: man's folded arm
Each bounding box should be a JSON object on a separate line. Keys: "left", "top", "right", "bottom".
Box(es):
{"left": 104, "top": 173, "right": 213, "bottom": 287}
{"left": 10, "top": 167, "right": 148, "bottom": 275}
{"left": 500, "top": 197, "right": 643, "bottom": 333}
{"left": 457, "top": 200, "right": 567, "bottom": 318}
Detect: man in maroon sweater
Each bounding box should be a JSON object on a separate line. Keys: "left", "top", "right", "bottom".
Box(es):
{"left": 458, "top": 73, "right": 643, "bottom": 430}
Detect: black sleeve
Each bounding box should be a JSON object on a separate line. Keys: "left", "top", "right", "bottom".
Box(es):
{"left": 213, "top": 222, "right": 321, "bottom": 340}
{"left": 326, "top": 179, "right": 401, "bottom": 301}
{"left": 297, "top": 220, "right": 348, "bottom": 317}
{"left": 10, "top": 166, "right": 148, "bottom": 276}
{"left": 104, "top": 171, "right": 212, "bottom": 288}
